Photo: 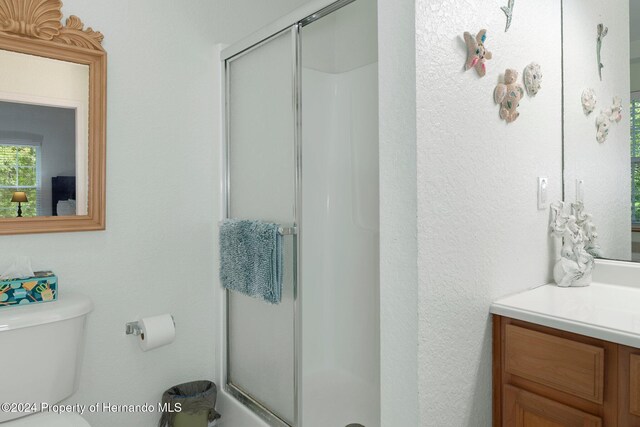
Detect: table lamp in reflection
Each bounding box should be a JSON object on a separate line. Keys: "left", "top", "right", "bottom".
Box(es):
{"left": 11, "top": 192, "right": 28, "bottom": 218}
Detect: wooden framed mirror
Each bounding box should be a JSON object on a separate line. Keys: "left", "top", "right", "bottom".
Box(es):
{"left": 0, "top": 0, "right": 105, "bottom": 234}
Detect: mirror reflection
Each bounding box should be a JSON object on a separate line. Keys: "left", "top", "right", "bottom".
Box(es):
{"left": 0, "top": 101, "right": 77, "bottom": 218}
{"left": 0, "top": 50, "right": 89, "bottom": 218}
{"left": 562, "top": 0, "right": 632, "bottom": 261}
{"left": 631, "top": 1, "right": 640, "bottom": 260}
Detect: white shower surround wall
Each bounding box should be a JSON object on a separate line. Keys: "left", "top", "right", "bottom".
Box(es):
{"left": 416, "top": 0, "right": 562, "bottom": 425}
{"left": 301, "top": 63, "right": 379, "bottom": 427}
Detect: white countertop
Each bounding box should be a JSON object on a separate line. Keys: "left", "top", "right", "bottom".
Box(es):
{"left": 491, "top": 282, "right": 640, "bottom": 348}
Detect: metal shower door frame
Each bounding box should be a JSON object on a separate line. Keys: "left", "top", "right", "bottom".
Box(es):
{"left": 222, "top": 23, "right": 300, "bottom": 427}
{"left": 220, "top": 1, "right": 356, "bottom": 425}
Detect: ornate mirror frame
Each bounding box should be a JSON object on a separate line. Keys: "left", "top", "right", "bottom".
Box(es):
{"left": 0, "top": 0, "right": 106, "bottom": 234}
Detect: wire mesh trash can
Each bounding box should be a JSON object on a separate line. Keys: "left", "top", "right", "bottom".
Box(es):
{"left": 158, "top": 380, "right": 221, "bottom": 427}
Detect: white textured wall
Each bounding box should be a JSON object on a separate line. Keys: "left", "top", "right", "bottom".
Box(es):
{"left": 563, "top": 0, "right": 631, "bottom": 261}
{"left": 416, "top": 1, "right": 562, "bottom": 425}
{"left": 0, "top": 1, "right": 219, "bottom": 426}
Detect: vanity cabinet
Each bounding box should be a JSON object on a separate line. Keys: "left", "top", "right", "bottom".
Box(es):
{"left": 493, "top": 315, "right": 636, "bottom": 426}
{"left": 619, "top": 346, "right": 640, "bottom": 426}
{"left": 503, "top": 385, "right": 603, "bottom": 426}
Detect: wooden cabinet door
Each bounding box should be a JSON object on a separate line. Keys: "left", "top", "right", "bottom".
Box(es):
{"left": 619, "top": 346, "right": 640, "bottom": 426}
{"left": 504, "top": 324, "right": 605, "bottom": 403}
{"left": 504, "top": 385, "right": 602, "bottom": 427}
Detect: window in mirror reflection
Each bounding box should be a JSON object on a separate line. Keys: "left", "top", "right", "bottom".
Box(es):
{"left": 0, "top": 145, "right": 39, "bottom": 217}
{"left": 0, "top": 100, "right": 77, "bottom": 217}
{"left": 632, "top": 94, "right": 640, "bottom": 227}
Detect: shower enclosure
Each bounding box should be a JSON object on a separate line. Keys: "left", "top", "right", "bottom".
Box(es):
{"left": 220, "top": 1, "right": 378, "bottom": 426}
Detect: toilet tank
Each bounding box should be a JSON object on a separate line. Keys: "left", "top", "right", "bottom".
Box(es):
{"left": 0, "top": 292, "right": 93, "bottom": 423}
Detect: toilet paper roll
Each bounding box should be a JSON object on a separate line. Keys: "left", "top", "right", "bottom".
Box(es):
{"left": 138, "top": 314, "right": 175, "bottom": 351}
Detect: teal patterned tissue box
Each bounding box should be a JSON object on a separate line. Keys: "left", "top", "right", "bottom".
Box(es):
{"left": 0, "top": 271, "right": 57, "bottom": 308}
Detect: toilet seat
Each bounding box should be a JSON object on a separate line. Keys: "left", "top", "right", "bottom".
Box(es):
{"left": 2, "top": 412, "right": 90, "bottom": 426}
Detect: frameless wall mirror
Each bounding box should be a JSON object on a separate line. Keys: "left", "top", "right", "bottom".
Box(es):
{"left": 0, "top": 0, "right": 106, "bottom": 234}
{"left": 562, "top": 0, "right": 633, "bottom": 260}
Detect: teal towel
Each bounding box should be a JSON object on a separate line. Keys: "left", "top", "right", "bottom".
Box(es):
{"left": 219, "top": 219, "right": 282, "bottom": 304}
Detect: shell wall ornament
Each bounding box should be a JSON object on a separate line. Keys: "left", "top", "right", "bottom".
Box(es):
{"left": 494, "top": 69, "right": 524, "bottom": 123}
{"left": 501, "top": 0, "right": 515, "bottom": 32}
{"left": 595, "top": 97, "right": 622, "bottom": 143}
{"left": 597, "top": 23, "right": 608, "bottom": 80}
{"left": 464, "top": 29, "right": 492, "bottom": 77}
{"left": 596, "top": 111, "right": 610, "bottom": 143}
{"left": 523, "top": 62, "right": 542, "bottom": 96}
{"left": 549, "top": 201, "right": 601, "bottom": 288}
{"left": 609, "top": 96, "right": 622, "bottom": 123}
{"left": 581, "top": 88, "right": 597, "bottom": 115}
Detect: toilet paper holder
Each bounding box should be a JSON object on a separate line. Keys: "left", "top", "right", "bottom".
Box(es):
{"left": 125, "top": 321, "right": 143, "bottom": 336}
{"left": 125, "top": 315, "right": 175, "bottom": 336}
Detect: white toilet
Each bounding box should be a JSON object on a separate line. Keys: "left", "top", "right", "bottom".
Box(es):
{"left": 0, "top": 292, "right": 93, "bottom": 426}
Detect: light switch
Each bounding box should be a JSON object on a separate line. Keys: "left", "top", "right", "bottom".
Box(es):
{"left": 576, "top": 179, "right": 584, "bottom": 202}
{"left": 538, "top": 177, "right": 548, "bottom": 210}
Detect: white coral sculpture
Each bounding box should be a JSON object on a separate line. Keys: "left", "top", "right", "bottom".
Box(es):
{"left": 549, "top": 201, "right": 602, "bottom": 287}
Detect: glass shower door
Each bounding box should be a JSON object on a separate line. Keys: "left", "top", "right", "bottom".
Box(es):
{"left": 225, "top": 26, "right": 298, "bottom": 426}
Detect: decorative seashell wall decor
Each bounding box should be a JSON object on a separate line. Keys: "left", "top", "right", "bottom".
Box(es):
{"left": 501, "top": 0, "right": 515, "bottom": 32}
{"left": 494, "top": 69, "right": 524, "bottom": 123}
{"left": 595, "top": 97, "right": 622, "bottom": 143}
{"left": 609, "top": 96, "right": 622, "bottom": 123}
{"left": 597, "top": 23, "right": 608, "bottom": 80}
{"left": 523, "top": 62, "right": 542, "bottom": 96}
{"left": 581, "top": 88, "right": 597, "bottom": 115}
{"left": 464, "top": 29, "right": 492, "bottom": 77}
{"left": 596, "top": 111, "right": 611, "bottom": 143}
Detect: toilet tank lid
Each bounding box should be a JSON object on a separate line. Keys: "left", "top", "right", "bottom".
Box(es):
{"left": 0, "top": 292, "right": 93, "bottom": 332}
